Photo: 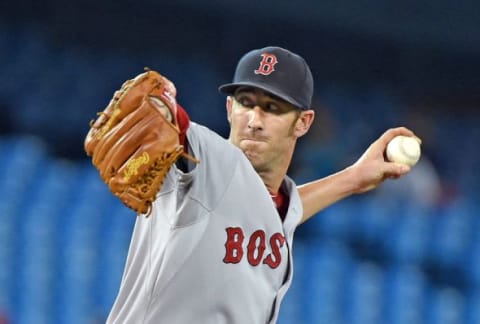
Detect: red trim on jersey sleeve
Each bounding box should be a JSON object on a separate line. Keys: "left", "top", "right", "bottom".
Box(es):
{"left": 176, "top": 104, "right": 190, "bottom": 149}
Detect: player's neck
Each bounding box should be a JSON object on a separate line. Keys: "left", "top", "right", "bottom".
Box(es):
{"left": 258, "top": 170, "right": 286, "bottom": 197}
{"left": 257, "top": 154, "right": 293, "bottom": 195}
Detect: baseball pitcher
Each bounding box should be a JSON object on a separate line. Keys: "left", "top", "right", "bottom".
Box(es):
{"left": 85, "top": 46, "right": 417, "bottom": 323}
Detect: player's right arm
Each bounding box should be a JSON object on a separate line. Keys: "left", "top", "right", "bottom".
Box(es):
{"left": 297, "top": 127, "right": 418, "bottom": 224}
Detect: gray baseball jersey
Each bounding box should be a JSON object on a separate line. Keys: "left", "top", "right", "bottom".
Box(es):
{"left": 107, "top": 122, "right": 303, "bottom": 324}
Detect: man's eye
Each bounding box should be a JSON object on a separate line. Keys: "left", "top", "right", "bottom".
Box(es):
{"left": 237, "top": 97, "right": 254, "bottom": 108}
{"left": 265, "top": 103, "right": 280, "bottom": 113}
{"left": 268, "top": 104, "right": 278, "bottom": 111}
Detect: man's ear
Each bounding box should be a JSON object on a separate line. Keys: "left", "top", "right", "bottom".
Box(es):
{"left": 294, "top": 110, "right": 315, "bottom": 137}
{"left": 226, "top": 96, "right": 233, "bottom": 123}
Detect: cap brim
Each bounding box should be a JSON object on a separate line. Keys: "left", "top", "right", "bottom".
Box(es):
{"left": 218, "top": 82, "right": 306, "bottom": 110}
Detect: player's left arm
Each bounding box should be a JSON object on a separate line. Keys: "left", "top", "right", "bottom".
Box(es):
{"left": 297, "top": 127, "right": 419, "bottom": 224}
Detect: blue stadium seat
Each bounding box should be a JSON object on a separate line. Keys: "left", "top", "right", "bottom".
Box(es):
{"left": 0, "top": 135, "right": 47, "bottom": 170}
{"left": 383, "top": 264, "right": 427, "bottom": 324}
{"left": 466, "top": 242, "right": 480, "bottom": 287}
{"left": 0, "top": 136, "right": 49, "bottom": 217}
{"left": 13, "top": 244, "right": 55, "bottom": 323}
{"left": 55, "top": 230, "right": 99, "bottom": 324}
{"left": 344, "top": 262, "right": 385, "bottom": 324}
{"left": 463, "top": 210, "right": 480, "bottom": 288}
{"left": 428, "top": 199, "right": 475, "bottom": 268}
{"left": 95, "top": 204, "right": 135, "bottom": 314}
{"left": 278, "top": 240, "right": 308, "bottom": 324}
{"left": 280, "top": 238, "right": 354, "bottom": 324}
{"left": 383, "top": 204, "right": 433, "bottom": 264}
{"left": 0, "top": 200, "right": 15, "bottom": 314}
{"left": 304, "top": 239, "right": 354, "bottom": 323}
{"left": 424, "top": 286, "right": 465, "bottom": 324}
{"left": 299, "top": 197, "right": 361, "bottom": 240}
{"left": 354, "top": 198, "right": 397, "bottom": 244}
{"left": 464, "top": 291, "right": 480, "bottom": 324}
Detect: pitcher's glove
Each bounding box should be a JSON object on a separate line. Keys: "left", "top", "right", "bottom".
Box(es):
{"left": 84, "top": 69, "right": 198, "bottom": 215}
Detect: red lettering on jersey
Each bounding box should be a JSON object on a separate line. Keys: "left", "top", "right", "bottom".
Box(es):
{"left": 223, "top": 227, "right": 286, "bottom": 268}
{"left": 247, "top": 230, "right": 266, "bottom": 266}
{"left": 223, "top": 227, "right": 245, "bottom": 264}
{"left": 263, "top": 233, "right": 286, "bottom": 269}
{"left": 254, "top": 53, "right": 278, "bottom": 76}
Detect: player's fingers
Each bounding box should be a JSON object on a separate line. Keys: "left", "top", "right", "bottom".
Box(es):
{"left": 378, "top": 127, "right": 416, "bottom": 146}
{"left": 384, "top": 161, "right": 411, "bottom": 177}
{"left": 369, "top": 127, "right": 421, "bottom": 158}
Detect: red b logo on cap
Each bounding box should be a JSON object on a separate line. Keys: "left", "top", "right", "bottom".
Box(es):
{"left": 254, "top": 53, "right": 278, "bottom": 76}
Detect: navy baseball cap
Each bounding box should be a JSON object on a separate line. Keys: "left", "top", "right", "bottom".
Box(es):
{"left": 219, "top": 46, "right": 314, "bottom": 110}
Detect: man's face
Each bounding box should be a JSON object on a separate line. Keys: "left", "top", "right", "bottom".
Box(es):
{"left": 227, "top": 87, "right": 307, "bottom": 173}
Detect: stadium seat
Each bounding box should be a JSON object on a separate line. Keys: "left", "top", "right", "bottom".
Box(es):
{"left": 428, "top": 199, "right": 475, "bottom": 268}
{"left": 424, "top": 286, "right": 465, "bottom": 324}
{"left": 383, "top": 264, "right": 427, "bottom": 324}
{"left": 344, "top": 261, "right": 385, "bottom": 324}
{"left": 383, "top": 203, "right": 433, "bottom": 264}
{"left": 464, "top": 291, "right": 480, "bottom": 324}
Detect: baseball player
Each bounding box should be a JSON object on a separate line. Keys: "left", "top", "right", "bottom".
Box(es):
{"left": 92, "top": 46, "right": 416, "bottom": 323}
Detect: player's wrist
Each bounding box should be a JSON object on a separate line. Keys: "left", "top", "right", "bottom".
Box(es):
{"left": 342, "top": 165, "right": 370, "bottom": 195}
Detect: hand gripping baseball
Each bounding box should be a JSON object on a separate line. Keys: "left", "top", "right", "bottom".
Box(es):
{"left": 85, "top": 69, "right": 198, "bottom": 215}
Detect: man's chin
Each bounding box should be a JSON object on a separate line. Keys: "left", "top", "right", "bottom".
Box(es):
{"left": 243, "top": 149, "right": 256, "bottom": 162}
{"left": 243, "top": 152, "right": 266, "bottom": 172}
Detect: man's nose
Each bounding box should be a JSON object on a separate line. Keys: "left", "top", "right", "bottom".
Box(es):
{"left": 247, "top": 106, "right": 264, "bottom": 131}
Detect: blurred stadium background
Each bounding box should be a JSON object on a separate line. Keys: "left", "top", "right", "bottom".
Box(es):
{"left": 0, "top": 1, "right": 479, "bottom": 323}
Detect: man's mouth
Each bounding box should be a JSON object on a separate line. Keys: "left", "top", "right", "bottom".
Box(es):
{"left": 241, "top": 134, "right": 268, "bottom": 142}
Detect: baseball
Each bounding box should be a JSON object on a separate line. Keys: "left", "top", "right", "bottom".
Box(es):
{"left": 386, "top": 135, "right": 421, "bottom": 167}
